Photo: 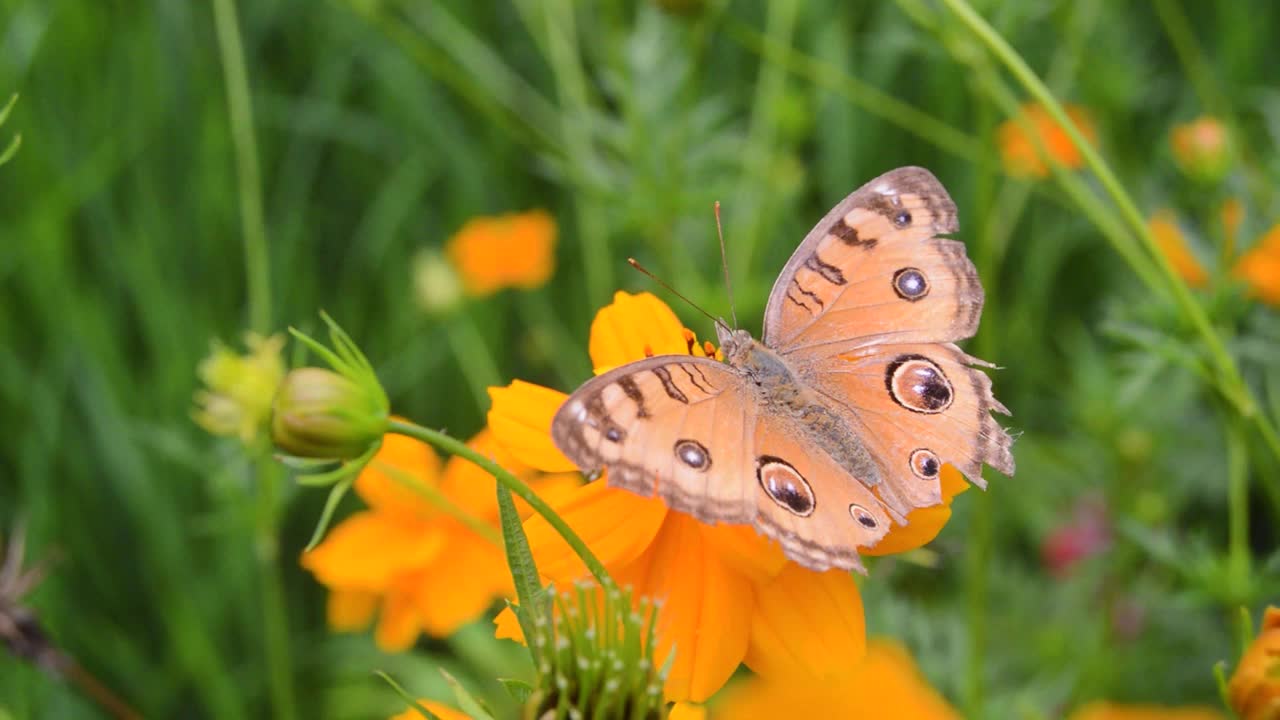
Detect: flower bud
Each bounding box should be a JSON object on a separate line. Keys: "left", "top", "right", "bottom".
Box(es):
{"left": 1229, "top": 606, "right": 1280, "bottom": 720}
{"left": 1171, "top": 116, "right": 1231, "bottom": 184}
{"left": 193, "top": 333, "right": 286, "bottom": 447}
{"left": 411, "top": 248, "right": 463, "bottom": 315}
{"left": 271, "top": 367, "right": 387, "bottom": 460}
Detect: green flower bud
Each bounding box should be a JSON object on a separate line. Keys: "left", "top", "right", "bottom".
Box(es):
{"left": 271, "top": 367, "right": 387, "bottom": 460}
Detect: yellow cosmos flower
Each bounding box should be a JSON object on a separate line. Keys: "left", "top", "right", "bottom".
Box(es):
{"left": 1228, "top": 605, "right": 1280, "bottom": 720}
{"left": 997, "top": 103, "right": 1097, "bottom": 179}
{"left": 301, "top": 428, "right": 578, "bottom": 651}
{"left": 712, "top": 639, "right": 960, "bottom": 719}
{"left": 446, "top": 210, "right": 557, "bottom": 296}
{"left": 1067, "top": 702, "right": 1226, "bottom": 720}
{"left": 487, "top": 291, "right": 966, "bottom": 702}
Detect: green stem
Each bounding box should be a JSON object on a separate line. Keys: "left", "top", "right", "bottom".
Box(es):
{"left": 376, "top": 460, "right": 504, "bottom": 546}
{"left": 251, "top": 457, "right": 297, "bottom": 720}
{"left": 1151, "top": 0, "right": 1229, "bottom": 117}
{"left": 940, "top": 0, "right": 1280, "bottom": 465}
{"left": 387, "top": 418, "right": 613, "bottom": 587}
{"left": 212, "top": 0, "right": 272, "bottom": 334}
{"left": 445, "top": 312, "right": 503, "bottom": 412}
{"left": 1226, "top": 414, "right": 1251, "bottom": 604}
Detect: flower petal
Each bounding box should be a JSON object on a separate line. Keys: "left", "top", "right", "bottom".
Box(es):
{"left": 487, "top": 380, "right": 577, "bottom": 472}
{"left": 698, "top": 522, "right": 788, "bottom": 584}
{"left": 524, "top": 480, "right": 668, "bottom": 583}
{"left": 413, "top": 531, "right": 511, "bottom": 637}
{"left": 326, "top": 589, "right": 377, "bottom": 632}
{"left": 301, "top": 512, "right": 445, "bottom": 591}
{"left": 668, "top": 702, "right": 707, "bottom": 720}
{"left": 354, "top": 430, "right": 442, "bottom": 518}
{"left": 744, "top": 563, "right": 865, "bottom": 681}
{"left": 493, "top": 604, "right": 523, "bottom": 643}
{"left": 588, "top": 291, "right": 696, "bottom": 372}
{"left": 438, "top": 428, "right": 533, "bottom": 520}
{"left": 374, "top": 579, "right": 424, "bottom": 652}
{"left": 390, "top": 700, "right": 474, "bottom": 720}
{"left": 863, "top": 465, "right": 968, "bottom": 557}
{"left": 617, "top": 512, "right": 752, "bottom": 703}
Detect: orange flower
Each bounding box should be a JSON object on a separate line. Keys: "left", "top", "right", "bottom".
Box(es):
{"left": 301, "top": 428, "right": 578, "bottom": 651}
{"left": 1148, "top": 210, "right": 1209, "bottom": 288}
{"left": 1228, "top": 605, "right": 1280, "bottom": 720}
{"left": 1068, "top": 701, "right": 1226, "bottom": 720}
{"left": 711, "top": 639, "right": 960, "bottom": 719}
{"left": 998, "top": 103, "right": 1097, "bottom": 178}
{"left": 389, "top": 700, "right": 472, "bottom": 720}
{"left": 1234, "top": 224, "right": 1280, "bottom": 306}
{"left": 487, "top": 291, "right": 967, "bottom": 701}
{"left": 446, "top": 210, "right": 557, "bottom": 296}
{"left": 1171, "top": 115, "right": 1231, "bottom": 183}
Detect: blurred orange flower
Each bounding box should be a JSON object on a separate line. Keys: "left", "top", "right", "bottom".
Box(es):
{"left": 301, "top": 428, "right": 578, "bottom": 651}
{"left": 389, "top": 700, "right": 472, "bottom": 720}
{"left": 711, "top": 639, "right": 961, "bottom": 719}
{"left": 1148, "top": 210, "right": 1209, "bottom": 288}
{"left": 487, "top": 291, "right": 967, "bottom": 702}
{"left": 1068, "top": 701, "right": 1226, "bottom": 720}
{"left": 1234, "top": 224, "right": 1280, "bottom": 306}
{"left": 1228, "top": 605, "right": 1280, "bottom": 720}
{"left": 998, "top": 103, "right": 1097, "bottom": 178}
{"left": 1171, "top": 115, "right": 1231, "bottom": 183}
{"left": 446, "top": 210, "right": 557, "bottom": 296}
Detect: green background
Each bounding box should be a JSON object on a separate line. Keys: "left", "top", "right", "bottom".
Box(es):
{"left": 2, "top": 0, "right": 1278, "bottom": 717}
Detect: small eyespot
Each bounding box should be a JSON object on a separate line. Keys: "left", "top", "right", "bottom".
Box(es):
{"left": 892, "top": 267, "right": 929, "bottom": 301}
{"left": 674, "top": 439, "right": 711, "bottom": 471}
{"left": 605, "top": 427, "right": 624, "bottom": 443}
{"left": 849, "top": 504, "right": 878, "bottom": 529}
{"left": 909, "top": 448, "right": 941, "bottom": 480}
{"left": 885, "top": 354, "right": 954, "bottom": 414}
{"left": 893, "top": 210, "right": 912, "bottom": 228}
{"left": 757, "top": 456, "right": 815, "bottom": 516}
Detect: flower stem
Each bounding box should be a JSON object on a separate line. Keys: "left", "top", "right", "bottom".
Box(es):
{"left": 251, "top": 457, "right": 297, "bottom": 720}
{"left": 212, "top": 0, "right": 271, "bottom": 335}
{"left": 387, "top": 418, "right": 613, "bottom": 587}
{"left": 1226, "top": 414, "right": 1251, "bottom": 603}
{"left": 939, "top": 0, "right": 1280, "bottom": 467}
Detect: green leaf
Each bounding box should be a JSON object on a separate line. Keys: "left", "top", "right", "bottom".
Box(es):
{"left": 497, "top": 483, "right": 546, "bottom": 651}
{"left": 497, "top": 677, "right": 534, "bottom": 704}
{"left": 304, "top": 475, "right": 354, "bottom": 550}
{"left": 439, "top": 669, "right": 496, "bottom": 720}
{"left": 374, "top": 671, "right": 442, "bottom": 720}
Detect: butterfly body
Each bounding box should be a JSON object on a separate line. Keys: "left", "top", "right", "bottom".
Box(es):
{"left": 552, "top": 167, "right": 1014, "bottom": 573}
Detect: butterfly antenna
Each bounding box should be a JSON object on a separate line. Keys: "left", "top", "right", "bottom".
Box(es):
{"left": 626, "top": 258, "right": 725, "bottom": 331}
{"left": 715, "top": 201, "right": 739, "bottom": 329}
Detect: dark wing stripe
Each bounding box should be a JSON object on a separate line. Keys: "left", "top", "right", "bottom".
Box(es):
{"left": 651, "top": 366, "right": 689, "bottom": 404}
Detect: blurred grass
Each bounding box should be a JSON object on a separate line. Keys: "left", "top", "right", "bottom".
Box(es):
{"left": 2, "top": 0, "right": 1280, "bottom": 718}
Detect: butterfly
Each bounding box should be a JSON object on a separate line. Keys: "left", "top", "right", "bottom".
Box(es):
{"left": 550, "top": 167, "right": 1014, "bottom": 573}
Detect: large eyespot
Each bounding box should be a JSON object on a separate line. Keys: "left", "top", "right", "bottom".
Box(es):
{"left": 756, "top": 456, "right": 815, "bottom": 516}
{"left": 892, "top": 267, "right": 929, "bottom": 301}
{"left": 674, "top": 439, "right": 711, "bottom": 471}
{"left": 893, "top": 210, "right": 912, "bottom": 228}
{"left": 885, "top": 354, "right": 954, "bottom": 414}
{"left": 909, "top": 448, "right": 941, "bottom": 480}
{"left": 848, "top": 504, "right": 878, "bottom": 529}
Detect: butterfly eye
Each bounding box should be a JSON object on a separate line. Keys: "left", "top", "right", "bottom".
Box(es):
{"left": 756, "top": 456, "right": 815, "bottom": 516}
{"left": 909, "top": 448, "right": 941, "bottom": 480}
{"left": 893, "top": 210, "right": 912, "bottom": 228}
{"left": 848, "top": 504, "right": 878, "bottom": 529}
{"left": 885, "top": 354, "right": 954, "bottom": 414}
{"left": 892, "top": 267, "right": 930, "bottom": 301}
{"left": 674, "top": 439, "right": 712, "bottom": 471}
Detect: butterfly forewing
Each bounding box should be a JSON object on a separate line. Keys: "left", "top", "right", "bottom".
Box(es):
{"left": 762, "top": 167, "right": 982, "bottom": 356}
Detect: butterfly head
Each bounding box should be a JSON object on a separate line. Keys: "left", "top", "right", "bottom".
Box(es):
{"left": 715, "top": 322, "right": 756, "bottom": 367}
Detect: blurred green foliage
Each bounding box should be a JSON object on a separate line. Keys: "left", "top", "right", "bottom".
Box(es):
{"left": 2, "top": 0, "right": 1279, "bottom": 718}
